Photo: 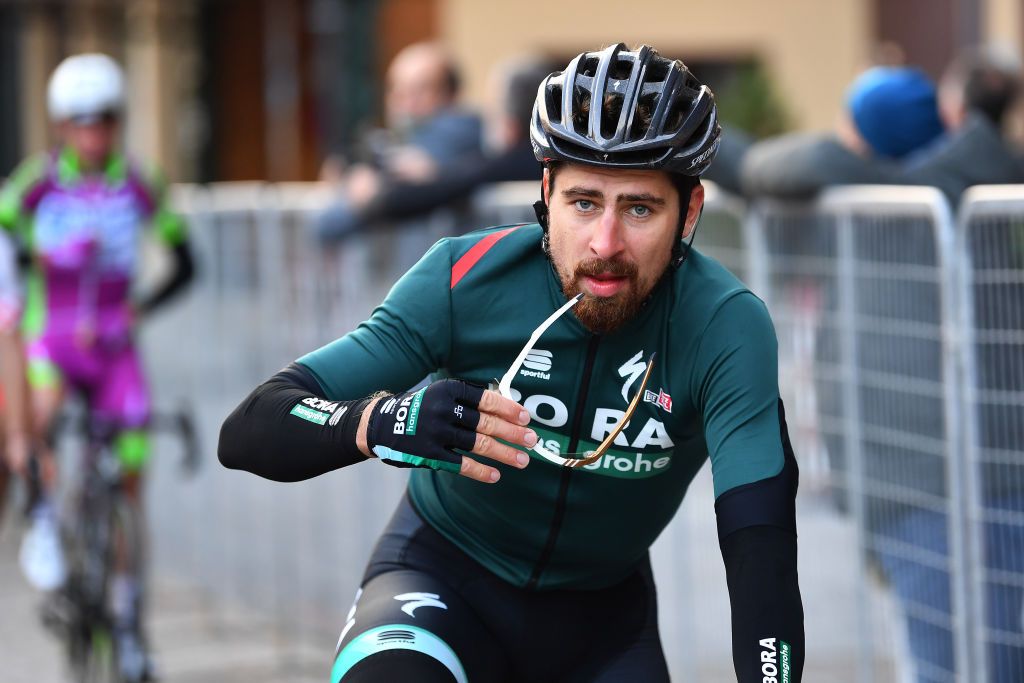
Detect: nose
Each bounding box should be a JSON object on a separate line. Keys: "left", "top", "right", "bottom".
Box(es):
{"left": 589, "top": 209, "right": 626, "bottom": 259}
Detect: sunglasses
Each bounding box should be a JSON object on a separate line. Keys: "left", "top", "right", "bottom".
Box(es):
{"left": 68, "top": 111, "right": 119, "bottom": 127}
{"left": 496, "top": 293, "right": 655, "bottom": 468}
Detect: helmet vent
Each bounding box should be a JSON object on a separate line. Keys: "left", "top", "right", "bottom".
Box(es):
{"left": 547, "top": 84, "right": 563, "bottom": 124}
{"left": 572, "top": 87, "right": 591, "bottom": 136}
{"left": 631, "top": 93, "right": 659, "bottom": 139}
{"left": 610, "top": 58, "right": 633, "bottom": 81}
{"left": 580, "top": 57, "right": 599, "bottom": 78}
{"left": 602, "top": 93, "right": 624, "bottom": 138}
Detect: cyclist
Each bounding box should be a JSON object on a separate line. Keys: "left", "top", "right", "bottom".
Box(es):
{"left": 0, "top": 52, "right": 194, "bottom": 681}
{"left": 220, "top": 43, "right": 804, "bottom": 682}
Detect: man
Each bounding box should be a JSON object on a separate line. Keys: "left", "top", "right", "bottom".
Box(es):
{"left": 740, "top": 66, "right": 945, "bottom": 199}
{"left": 221, "top": 44, "right": 804, "bottom": 682}
{"left": 904, "top": 46, "right": 1024, "bottom": 204}
{"left": 316, "top": 42, "right": 483, "bottom": 241}
{"left": 353, "top": 54, "right": 556, "bottom": 227}
{"left": 0, "top": 52, "right": 194, "bottom": 681}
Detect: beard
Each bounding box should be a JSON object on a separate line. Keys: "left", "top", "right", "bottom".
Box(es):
{"left": 555, "top": 256, "right": 656, "bottom": 334}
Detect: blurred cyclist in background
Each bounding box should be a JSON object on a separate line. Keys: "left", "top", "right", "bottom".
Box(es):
{"left": 0, "top": 52, "right": 194, "bottom": 681}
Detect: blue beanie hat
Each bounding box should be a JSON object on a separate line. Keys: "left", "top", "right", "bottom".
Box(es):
{"left": 846, "top": 67, "right": 945, "bottom": 159}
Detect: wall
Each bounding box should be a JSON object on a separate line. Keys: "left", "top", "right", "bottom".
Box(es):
{"left": 440, "top": 0, "right": 873, "bottom": 133}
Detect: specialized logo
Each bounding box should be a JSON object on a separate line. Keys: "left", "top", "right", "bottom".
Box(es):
{"left": 689, "top": 136, "right": 721, "bottom": 169}
{"left": 759, "top": 638, "right": 791, "bottom": 683}
{"left": 394, "top": 592, "right": 448, "bottom": 618}
{"left": 643, "top": 388, "right": 673, "bottom": 413}
{"left": 618, "top": 350, "right": 647, "bottom": 402}
{"left": 335, "top": 587, "right": 363, "bottom": 655}
{"left": 520, "top": 349, "right": 553, "bottom": 380}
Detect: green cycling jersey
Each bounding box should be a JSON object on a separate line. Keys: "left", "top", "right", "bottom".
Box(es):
{"left": 298, "top": 223, "right": 785, "bottom": 590}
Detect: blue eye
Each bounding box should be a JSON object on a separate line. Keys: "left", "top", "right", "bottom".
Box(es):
{"left": 629, "top": 205, "right": 652, "bottom": 217}
{"left": 575, "top": 199, "right": 595, "bottom": 211}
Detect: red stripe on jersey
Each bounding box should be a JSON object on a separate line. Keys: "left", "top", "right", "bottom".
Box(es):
{"left": 450, "top": 225, "right": 523, "bottom": 289}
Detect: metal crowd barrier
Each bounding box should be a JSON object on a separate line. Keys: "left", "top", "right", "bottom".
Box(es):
{"left": 957, "top": 186, "right": 1024, "bottom": 683}
{"left": 137, "top": 180, "right": 1023, "bottom": 682}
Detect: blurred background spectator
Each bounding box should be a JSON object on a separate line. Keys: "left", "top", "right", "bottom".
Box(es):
{"left": 740, "top": 67, "right": 946, "bottom": 200}
{"left": 323, "top": 54, "right": 555, "bottom": 235}
{"left": 314, "top": 41, "right": 482, "bottom": 241}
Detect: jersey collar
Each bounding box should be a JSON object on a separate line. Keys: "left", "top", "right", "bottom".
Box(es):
{"left": 57, "top": 146, "right": 127, "bottom": 185}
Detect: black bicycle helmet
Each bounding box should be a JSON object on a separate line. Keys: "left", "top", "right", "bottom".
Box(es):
{"left": 530, "top": 43, "right": 720, "bottom": 175}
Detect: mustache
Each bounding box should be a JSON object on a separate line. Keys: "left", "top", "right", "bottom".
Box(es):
{"left": 572, "top": 258, "right": 638, "bottom": 281}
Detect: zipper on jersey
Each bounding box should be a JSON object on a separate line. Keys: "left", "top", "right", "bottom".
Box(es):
{"left": 526, "top": 334, "right": 601, "bottom": 589}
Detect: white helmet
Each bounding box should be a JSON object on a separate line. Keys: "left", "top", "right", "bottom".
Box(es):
{"left": 47, "top": 53, "right": 125, "bottom": 122}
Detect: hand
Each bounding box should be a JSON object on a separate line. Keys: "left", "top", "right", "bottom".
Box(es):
{"left": 362, "top": 380, "right": 536, "bottom": 484}
{"left": 386, "top": 147, "right": 438, "bottom": 182}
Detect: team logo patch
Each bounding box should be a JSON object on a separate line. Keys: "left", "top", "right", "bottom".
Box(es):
{"left": 643, "top": 389, "right": 673, "bottom": 413}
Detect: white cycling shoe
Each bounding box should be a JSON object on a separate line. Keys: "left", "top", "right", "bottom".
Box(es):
{"left": 115, "top": 628, "right": 157, "bottom": 682}
{"left": 19, "top": 508, "right": 67, "bottom": 591}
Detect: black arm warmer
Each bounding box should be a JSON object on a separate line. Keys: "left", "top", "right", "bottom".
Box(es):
{"left": 720, "top": 525, "right": 804, "bottom": 683}
{"left": 136, "top": 240, "right": 195, "bottom": 316}
{"left": 716, "top": 399, "right": 804, "bottom": 682}
{"left": 218, "top": 362, "right": 372, "bottom": 482}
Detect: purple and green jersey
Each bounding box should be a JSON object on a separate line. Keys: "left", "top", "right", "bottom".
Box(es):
{"left": 0, "top": 147, "right": 185, "bottom": 342}
{"left": 0, "top": 147, "right": 185, "bottom": 438}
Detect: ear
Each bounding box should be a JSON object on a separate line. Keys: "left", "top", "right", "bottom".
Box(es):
{"left": 542, "top": 167, "right": 551, "bottom": 204}
{"left": 681, "top": 183, "right": 705, "bottom": 239}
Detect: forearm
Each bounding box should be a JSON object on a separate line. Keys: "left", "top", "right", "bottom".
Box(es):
{"left": 136, "top": 241, "right": 194, "bottom": 316}
{"left": 218, "top": 362, "right": 375, "bottom": 482}
{"left": 0, "top": 331, "right": 30, "bottom": 439}
{"left": 721, "top": 525, "right": 804, "bottom": 682}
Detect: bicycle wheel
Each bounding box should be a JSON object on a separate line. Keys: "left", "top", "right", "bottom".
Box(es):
{"left": 63, "top": 470, "right": 124, "bottom": 682}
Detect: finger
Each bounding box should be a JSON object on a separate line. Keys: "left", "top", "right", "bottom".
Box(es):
{"left": 473, "top": 410, "right": 537, "bottom": 450}
{"left": 477, "top": 389, "right": 531, "bottom": 425}
{"left": 470, "top": 432, "right": 530, "bottom": 469}
{"left": 459, "top": 455, "right": 500, "bottom": 484}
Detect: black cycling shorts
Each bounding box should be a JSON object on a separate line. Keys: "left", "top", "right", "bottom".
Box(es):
{"left": 331, "top": 494, "right": 670, "bottom": 683}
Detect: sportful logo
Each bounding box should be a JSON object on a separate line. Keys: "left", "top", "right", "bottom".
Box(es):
{"left": 328, "top": 406, "right": 348, "bottom": 427}
{"left": 394, "top": 592, "right": 448, "bottom": 618}
{"left": 520, "top": 349, "right": 553, "bottom": 380}
{"left": 759, "top": 638, "right": 791, "bottom": 683}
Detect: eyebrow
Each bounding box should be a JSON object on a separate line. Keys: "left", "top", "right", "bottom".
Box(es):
{"left": 561, "top": 186, "right": 667, "bottom": 206}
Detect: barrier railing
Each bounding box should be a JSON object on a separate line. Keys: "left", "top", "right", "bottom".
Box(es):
{"left": 139, "top": 180, "right": 1023, "bottom": 681}
{"left": 957, "top": 186, "right": 1024, "bottom": 683}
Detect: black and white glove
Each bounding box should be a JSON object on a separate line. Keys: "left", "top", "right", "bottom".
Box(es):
{"left": 366, "top": 380, "right": 485, "bottom": 473}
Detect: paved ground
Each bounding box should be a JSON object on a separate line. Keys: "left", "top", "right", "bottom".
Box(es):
{"left": 0, "top": 511, "right": 326, "bottom": 683}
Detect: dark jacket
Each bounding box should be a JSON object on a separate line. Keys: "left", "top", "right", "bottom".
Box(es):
{"left": 739, "top": 132, "right": 901, "bottom": 200}
{"left": 903, "top": 113, "right": 1024, "bottom": 205}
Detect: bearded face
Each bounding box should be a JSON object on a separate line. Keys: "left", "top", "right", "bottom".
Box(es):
{"left": 544, "top": 164, "right": 701, "bottom": 334}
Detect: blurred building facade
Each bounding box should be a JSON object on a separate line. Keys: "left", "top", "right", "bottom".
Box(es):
{"left": 0, "top": 0, "right": 1020, "bottom": 183}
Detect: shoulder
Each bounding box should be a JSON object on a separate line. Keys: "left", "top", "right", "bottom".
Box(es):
{"left": 444, "top": 223, "right": 543, "bottom": 289}
{"left": 5, "top": 152, "right": 54, "bottom": 191}
{"left": 669, "top": 250, "right": 776, "bottom": 356}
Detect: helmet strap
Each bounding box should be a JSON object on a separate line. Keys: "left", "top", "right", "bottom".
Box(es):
{"left": 534, "top": 166, "right": 551, "bottom": 232}
{"left": 672, "top": 203, "right": 704, "bottom": 269}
